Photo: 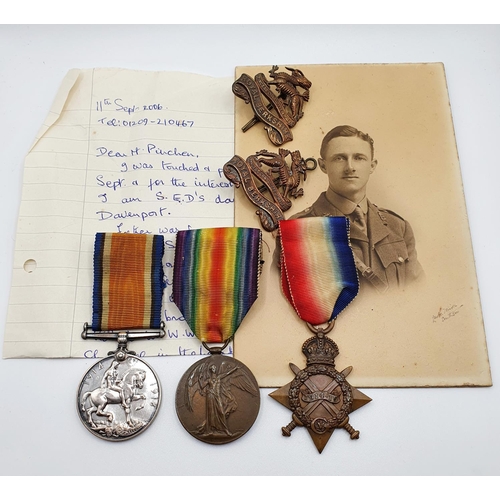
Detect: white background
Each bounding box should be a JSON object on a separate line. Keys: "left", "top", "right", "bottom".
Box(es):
{"left": 1, "top": 22, "right": 499, "bottom": 479}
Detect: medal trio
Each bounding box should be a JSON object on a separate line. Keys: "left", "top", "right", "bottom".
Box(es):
{"left": 75, "top": 65, "right": 371, "bottom": 451}
{"left": 77, "top": 233, "right": 165, "bottom": 441}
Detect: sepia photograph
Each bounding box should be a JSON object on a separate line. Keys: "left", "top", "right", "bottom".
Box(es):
{"left": 232, "top": 63, "right": 491, "bottom": 388}
{"left": 288, "top": 124, "right": 424, "bottom": 293}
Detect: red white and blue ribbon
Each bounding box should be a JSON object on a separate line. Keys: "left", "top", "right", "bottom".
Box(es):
{"left": 279, "top": 217, "right": 358, "bottom": 325}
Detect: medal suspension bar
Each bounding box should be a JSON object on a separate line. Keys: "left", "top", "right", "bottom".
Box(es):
{"left": 81, "top": 322, "right": 166, "bottom": 359}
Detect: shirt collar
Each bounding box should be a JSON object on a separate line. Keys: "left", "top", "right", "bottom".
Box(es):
{"left": 324, "top": 190, "right": 368, "bottom": 215}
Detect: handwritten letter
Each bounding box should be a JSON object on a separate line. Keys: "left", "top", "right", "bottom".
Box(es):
{"left": 4, "top": 68, "right": 234, "bottom": 358}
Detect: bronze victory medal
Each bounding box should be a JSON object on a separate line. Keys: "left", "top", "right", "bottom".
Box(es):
{"left": 172, "top": 227, "right": 262, "bottom": 444}
{"left": 77, "top": 354, "right": 161, "bottom": 442}
{"left": 175, "top": 354, "right": 260, "bottom": 445}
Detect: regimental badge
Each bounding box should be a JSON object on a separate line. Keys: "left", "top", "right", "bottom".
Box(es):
{"left": 223, "top": 149, "right": 316, "bottom": 232}
{"left": 233, "top": 65, "right": 312, "bottom": 146}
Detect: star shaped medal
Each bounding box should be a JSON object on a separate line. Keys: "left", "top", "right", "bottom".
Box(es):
{"left": 270, "top": 217, "right": 371, "bottom": 453}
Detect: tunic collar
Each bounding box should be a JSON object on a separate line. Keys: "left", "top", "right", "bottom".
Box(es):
{"left": 324, "top": 190, "right": 368, "bottom": 216}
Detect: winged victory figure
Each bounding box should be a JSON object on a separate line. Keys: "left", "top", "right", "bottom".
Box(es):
{"left": 184, "top": 359, "right": 259, "bottom": 437}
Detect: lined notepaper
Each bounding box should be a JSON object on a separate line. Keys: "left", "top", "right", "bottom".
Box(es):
{"left": 4, "top": 68, "right": 235, "bottom": 358}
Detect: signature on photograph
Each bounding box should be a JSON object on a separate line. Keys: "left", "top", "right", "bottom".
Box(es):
{"left": 433, "top": 304, "right": 463, "bottom": 323}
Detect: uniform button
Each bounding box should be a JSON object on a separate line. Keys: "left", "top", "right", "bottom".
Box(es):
{"left": 398, "top": 256, "right": 404, "bottom": 263}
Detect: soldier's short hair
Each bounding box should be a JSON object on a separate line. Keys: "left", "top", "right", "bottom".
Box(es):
{"left": 320, "top": 125, "right": 375, "bottom": 160}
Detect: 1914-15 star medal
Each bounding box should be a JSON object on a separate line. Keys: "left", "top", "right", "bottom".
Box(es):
{"left": 272, "top": 217, "right": 372, "bottom": 453}
{"left": 270, "top": 329, "right": 371, "bottom": 453}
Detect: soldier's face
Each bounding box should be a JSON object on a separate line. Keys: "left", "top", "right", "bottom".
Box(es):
{"left": 319, "top": 136, "right": 377, "bottom": 201}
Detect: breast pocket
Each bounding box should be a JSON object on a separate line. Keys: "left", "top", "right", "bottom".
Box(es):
{"left": 375, "top": 240, "right": 409, "bottom": 268}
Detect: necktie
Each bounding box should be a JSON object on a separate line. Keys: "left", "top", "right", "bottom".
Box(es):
{"left": 351, "top": 206, "right": 367, "bottom": 234}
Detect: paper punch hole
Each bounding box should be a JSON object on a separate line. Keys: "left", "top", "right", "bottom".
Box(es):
{"left": 23, "top": 259, "right": 37, "bottom": 273}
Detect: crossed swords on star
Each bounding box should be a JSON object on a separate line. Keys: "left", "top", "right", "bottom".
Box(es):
{"left": 282, "top": 363, "right": 359, "bottom": 439}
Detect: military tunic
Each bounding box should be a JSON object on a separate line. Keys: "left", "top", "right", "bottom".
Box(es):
{"left": 290, "top": 192, "right": 424, "bottom": 292}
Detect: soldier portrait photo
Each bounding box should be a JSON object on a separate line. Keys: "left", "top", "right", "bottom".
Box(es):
{"left": 290, "top": 124, "right": 424, "bottom": 294}
{"left": 233, "top": 64, "right": 489, "bottom": 389}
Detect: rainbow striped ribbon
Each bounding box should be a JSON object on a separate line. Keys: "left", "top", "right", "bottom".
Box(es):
{"left": 92, "top": 233, "right": 164, "bottom": 331}
{"left": 173, "top": 227, "right": 261, "bottom": 344}
{"left": 279, "top": 217, "right": 359, "bottom": 325}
